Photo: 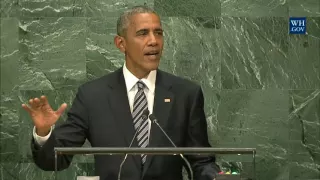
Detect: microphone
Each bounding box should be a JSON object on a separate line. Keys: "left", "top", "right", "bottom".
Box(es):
{"left": 148, "top": 114, "right": 194, "bottom": 180}
{"left": 117, "top": 109, "right": 149, "bottom": 180}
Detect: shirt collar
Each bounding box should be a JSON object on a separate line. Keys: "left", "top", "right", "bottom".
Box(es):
{"left": 123, "top": 63, "right": 156, "bottom": 94}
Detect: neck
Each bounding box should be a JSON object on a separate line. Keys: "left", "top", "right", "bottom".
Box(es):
{"left": 125, "top": 63, "right": 150, "bottom": 79}
{"left": 133, "top": 70, "right": 150, "bottom": 79}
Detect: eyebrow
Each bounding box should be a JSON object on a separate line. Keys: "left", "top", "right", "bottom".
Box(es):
{"left": 136, "top": 29, "right": 148, "bottom": 34}
{"left": 136, "top": 28, "right": 163, "bottom": 34}
{"left": 154, "top": 28, "right": 163, "bottom": 32}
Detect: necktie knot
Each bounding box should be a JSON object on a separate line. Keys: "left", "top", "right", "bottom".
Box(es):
{"left": 137, "top": 81, "right": 146, "bottom": 90}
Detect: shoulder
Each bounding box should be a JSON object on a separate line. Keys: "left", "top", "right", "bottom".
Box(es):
{"left": 158, "top": 69, "right": 202, "bottom": 92}
{"left": 158, "top": 70, "right": 205, "bottom": 106}
{"left": 78, "top": 68, "right": 122, "bottom": 92}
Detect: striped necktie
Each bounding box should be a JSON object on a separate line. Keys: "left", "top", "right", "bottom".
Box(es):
{"left": 132, "top": 81, "right": 149, "bottom": 164}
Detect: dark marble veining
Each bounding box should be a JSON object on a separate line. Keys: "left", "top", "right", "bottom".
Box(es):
{"left": 220, "top": 17, "right": 289, "bottom": 89}
{"left": 0, "top": 0, "right": 19, "bottom": 17}
{"left": 221, "top": 0, "right": 288, "bottom": 17}
{"left": 289, "top": 0, "right": 320, "bottom": 17}
{"left": 289, "top": 90, "right": 320, "bottom": 180}
{"left": 154, "top": 0, "right": 221, "bottom": 17}
{"left": 288, "top": 18, "right": 320, "bottom": 89}
{"left": 18, "top": 17, "right": 87, "bottom": 90}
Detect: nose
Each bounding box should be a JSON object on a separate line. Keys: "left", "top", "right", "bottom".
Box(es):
{"left": 147, "top": 33, "right": 158, "bottom": 46}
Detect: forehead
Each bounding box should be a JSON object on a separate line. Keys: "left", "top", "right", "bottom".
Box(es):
{"left": 128, "top": 13, "right": 162, "bottom": 30}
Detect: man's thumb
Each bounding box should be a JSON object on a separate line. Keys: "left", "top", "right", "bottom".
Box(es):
{"left": 56, "top": 103, "right": 67, "bottom": 116}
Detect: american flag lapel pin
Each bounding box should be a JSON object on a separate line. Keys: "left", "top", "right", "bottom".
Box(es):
{"left": 164, "top": 98, "right": 171, "bottom": 103}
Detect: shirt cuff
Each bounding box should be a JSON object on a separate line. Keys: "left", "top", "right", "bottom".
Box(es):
{"left": 32, "top": 126, "right": 53, "bottom": 146}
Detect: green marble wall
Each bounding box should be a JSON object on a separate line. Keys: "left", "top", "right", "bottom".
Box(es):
{"left": 1, "top": 0, "right": 319, "bottom": 180}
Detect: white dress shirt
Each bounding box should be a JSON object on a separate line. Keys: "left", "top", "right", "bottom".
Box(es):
{"left": 123, "top": 63, "right": 156, "bottom": 115}
{"left": 33, "top": 63, "right": 157, "bottom": 146}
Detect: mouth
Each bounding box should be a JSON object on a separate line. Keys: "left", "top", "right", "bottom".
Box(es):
{"left": 144, "top": 50, "right": 160, "bottom": 56}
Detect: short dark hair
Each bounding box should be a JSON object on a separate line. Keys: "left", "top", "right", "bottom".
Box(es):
{"left": 116, "top": 5, "right": 159, "bottom": 36}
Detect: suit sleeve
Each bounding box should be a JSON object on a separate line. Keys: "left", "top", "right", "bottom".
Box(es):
{"left": 31, "top": 86, "right": 89, "bottom": 171}
{"left": 185, "top": 85, "right": 221, "bottom": 180}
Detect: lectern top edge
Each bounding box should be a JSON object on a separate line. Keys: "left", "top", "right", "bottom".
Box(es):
{"left": 54, "top": 147, "right": 256, "bottom": 155}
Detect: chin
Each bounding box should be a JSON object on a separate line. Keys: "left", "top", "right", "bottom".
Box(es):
{"left": 142, "top": 65, "right": 158, "bottom": 73}
{"left": 145, "top": 65, "right": 158, "bottom": 71}
{"left": 143, "top": 60, "right": 159, "bottom": 70}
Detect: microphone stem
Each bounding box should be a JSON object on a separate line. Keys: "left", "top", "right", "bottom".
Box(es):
{"left": 117, "top": 154, "right": 128, "bottom": 180}
{"left": 117, "top": 120, "right": 144, "bottom": 180}
{"left": 154, "top": 120, "right": 176, "bottom": 147}
{"left": 153, "top": 120, "right": 194, "bottom": 180}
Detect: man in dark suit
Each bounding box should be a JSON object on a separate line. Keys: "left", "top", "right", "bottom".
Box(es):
{"left": 22, "top": 5, "right": 220, "bottom": 180}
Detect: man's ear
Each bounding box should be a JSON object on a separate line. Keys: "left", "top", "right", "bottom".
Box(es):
{"left": 114, "top": 35, "right": 126, "bottom": 53}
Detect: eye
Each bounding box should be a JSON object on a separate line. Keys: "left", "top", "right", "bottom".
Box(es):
{"left": 155, "top": 29, "right": 163, "bottom": 36}
{"left": 156, "top": 31, "right": 163, "bottom": 35}
{"left": 137, "top": 29, "right": 148, "bottom": 36}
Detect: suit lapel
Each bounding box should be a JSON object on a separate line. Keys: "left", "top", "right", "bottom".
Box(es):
{"left": 107, "top": 68, "right": 141, "bottom": 168}
{"left": 142, "top": 70, "right": 174, "bottom": 176}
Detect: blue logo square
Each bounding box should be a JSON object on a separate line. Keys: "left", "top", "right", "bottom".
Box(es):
{"left": 289, "top": 17, "right": 306, "bottom": 34}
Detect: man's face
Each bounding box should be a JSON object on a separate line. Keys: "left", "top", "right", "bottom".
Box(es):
{"left": 121, "top": 13, "right": 164, "bottom": 76}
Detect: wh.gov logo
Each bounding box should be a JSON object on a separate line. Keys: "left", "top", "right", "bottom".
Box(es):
{"left": 289, "top": 17, "right": 306, "bottom": 34}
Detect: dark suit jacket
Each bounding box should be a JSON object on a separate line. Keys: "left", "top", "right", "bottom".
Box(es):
{"left": 31, "top": 67, "right": 220, "bottom": 180}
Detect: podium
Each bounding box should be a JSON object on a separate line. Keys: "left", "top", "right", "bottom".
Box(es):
{"left": 54, "top": 147, "right": 256, "bottom": 180}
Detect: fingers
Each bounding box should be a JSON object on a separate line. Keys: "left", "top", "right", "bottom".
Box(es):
{"left": 56, "top": 103, "right": 67, "bottom": 116}
{"left": 23, "top": 95, "right": 67, "bottom": 115}
{"left": 29, "top": 97, "right": 41, "bottom": 109}
{"left": 25, "top": 95, "right": 47, "bottom": 110}
{"left": 21, "top": 104, "right": 32, "bottom": 114}
{"left": 34, "top": 97, "right": 41, "bottom": 107}
{"left": 40, "top": 95, "right": 49, "bottom": 105}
